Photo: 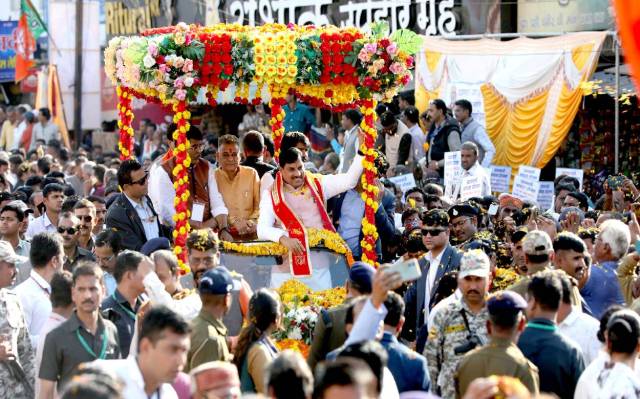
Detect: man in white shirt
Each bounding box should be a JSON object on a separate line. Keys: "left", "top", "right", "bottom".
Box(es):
{"left": 402, "top": 106, "right": 426, "bottom": 166}
{"left": 557, "top": 272, "right": 601, "bottom": 364}
{"left": 30, "top": 108, "right": 59, "bottom": 150}
{"left": 452, "top": 141, "right": 491, "bottom": 200}
{"left": 26, "top": 183, "right": 65, "bottom": 239}
{"left": 148, "top": 126, "right": 229, "bottom": 237}
{"left": 453, "top": 99, "right": 495, "bottom": 168}
{"left": 92, "top": 305, "right": 191, "bottom": 399}
{"left": 34, "top": 270, "right": 72, "bottom": 398}
{"left": 16, "top": 232, "right": 64, "bottom": 347}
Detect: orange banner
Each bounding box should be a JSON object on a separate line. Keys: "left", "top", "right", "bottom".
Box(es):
{"left": 614, "top": 0, "right": 640, "bottom": 92}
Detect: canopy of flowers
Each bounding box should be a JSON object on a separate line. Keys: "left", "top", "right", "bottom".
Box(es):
{"left": 104, "top": 22, "right": 419, "bottom": 108}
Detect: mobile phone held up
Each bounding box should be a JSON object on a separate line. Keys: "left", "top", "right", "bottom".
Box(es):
{"left": 385, "top": 257, "right": 422, "bottom": 282}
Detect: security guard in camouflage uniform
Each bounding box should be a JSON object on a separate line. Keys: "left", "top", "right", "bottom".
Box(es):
{"left": 424, "top": 249, "right": 491, "bottom": 399}
{"left": 455, "top": 291, "right": 539, "bottom": 398}
{"left": 0, "top": 242, "right": 35, "bottom": 398}
{"left": 187, "top": 267, "right": 234, "bottom": 372}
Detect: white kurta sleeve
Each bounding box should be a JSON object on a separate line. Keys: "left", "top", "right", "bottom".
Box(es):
{"left": 257, "top": 191, "right": 287, "bottom": 243}
{"left": 207, "top": 166, "right": 228, "bottom": 217}
{"left": 148, "top": 166, "right": 176, "bottom": 227}
{"left": 322, "top": 154, "right": 364, "bottom": 199}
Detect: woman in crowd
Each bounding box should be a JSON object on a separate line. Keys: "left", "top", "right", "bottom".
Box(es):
{"left": 234, "top": 288, "right": 282, "bottom": 394}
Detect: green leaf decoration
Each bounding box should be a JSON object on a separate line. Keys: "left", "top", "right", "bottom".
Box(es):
{"left": 370, "top": 21, "right": 389, "bottom": 39}
{"left": 389, "top": 29, "right": 423, "bottom": 55}
{"left": 181, "top": 40, "right": 205, "bottom": 61}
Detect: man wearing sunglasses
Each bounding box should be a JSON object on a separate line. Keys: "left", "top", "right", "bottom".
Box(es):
{"left": 106, "top": 159, "right": 172, "bottom": 251}
{"left": 150, "top": 126, "right": 230, "bottom": 239}
{"left": 402, "top": 209, "right": 462, "bottom": 353}
{"left": 72, "top": 199, "right": 96, "bottom": 251}
{"left": 57, "top": 212, "right": 95, "bottom": 272}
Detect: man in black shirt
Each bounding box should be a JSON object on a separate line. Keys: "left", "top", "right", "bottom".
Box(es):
{"left": 517, "top": 271, "right": 585, "bottom": 399}
{"left": 241, "top": 131, "right": 275, "bottom": 178}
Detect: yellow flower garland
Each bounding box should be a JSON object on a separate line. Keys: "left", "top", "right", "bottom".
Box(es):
{"left": 359, "top": 99, "right": 379, "bottom": 266}
{"left": 221, "top": 228, "right": 351, "bottom": 258}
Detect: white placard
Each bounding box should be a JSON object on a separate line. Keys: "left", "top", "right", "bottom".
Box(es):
{"left": 191, "top": 203, "right": 205, "bottom": 222}
{"left": 556, "top": 168, "right": 584, "bottom": 190}
{"left": 444, "top": 151, "right": 462, "bottom": 188}
{"left": 489, "top": 165, "right": 512, "bottom": 194}
{"left": 537, "top": 182, "right": 555, "bottom": 211}
{"left": 389, "top": 174, "right": 417, "bottom": 194}
{"left": 460, "top": 175, "right": 483, "bottom": 201}
{"left": 518, "top": 165, "right": 541, "bottom": 181}
{"left": 512, "top": 174, "right": 540, "bottom": 204}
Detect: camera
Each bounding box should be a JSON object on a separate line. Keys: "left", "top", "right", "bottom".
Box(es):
{"left": 453, "top": 334, "right": 482, "bottom": 355}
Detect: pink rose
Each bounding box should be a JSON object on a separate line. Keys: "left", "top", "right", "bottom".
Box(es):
{"left": 174, "top": 57, "right": 185, "bottom": 69}
{"left": 386, "top": 43, "right": 398, "bottom": 57}
{"left": 182, "top": 59, "right": 193, "bottom": 73}
{"left": 364, "top": 42, "right": 378, "bottom": 54}
{"left": 159, "top": 64, "right": 168, "bottom": 73}
{"left": 389, "top": 62, "right": 404, "bottom": 75}
{"left": 406, "top": 56, "right": 414, "bottom": 68}
{"left": 174, "top": 77, "right": 184, "bottom": 89}
{"left": 175, "top": 89, "right": 186, "bottom": 101}
{"left": 148, "top": 43, "right": 158, "bottom": 57}
{"left": 358, "top": 48, "right": 371, "bottom": 63}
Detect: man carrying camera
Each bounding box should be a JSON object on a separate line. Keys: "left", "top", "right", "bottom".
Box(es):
{"left": 424, "top": 249, "right": 490, "bottom": 399}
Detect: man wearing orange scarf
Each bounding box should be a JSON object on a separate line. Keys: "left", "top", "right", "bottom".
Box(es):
{"left": 257, "top": 130, "right": 365, "bottom": 290}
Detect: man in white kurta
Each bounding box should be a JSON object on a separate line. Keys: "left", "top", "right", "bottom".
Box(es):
{"left": 258, "top": 133, "right": 365, "bottom": 290}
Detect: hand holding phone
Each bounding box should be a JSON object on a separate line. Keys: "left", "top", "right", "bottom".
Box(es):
{"left": 385, "top": 257, "right": 422, "bottom": 283}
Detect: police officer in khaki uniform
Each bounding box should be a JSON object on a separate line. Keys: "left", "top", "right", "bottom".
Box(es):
{"left": 424, "top": 249, "right": 491, "bottom": 399}
{"left": 187, "top": 267, "right": 234, "bottom": 371}
{"left": 0, "top": 241, "right": 33, "bottom": 399}
{"left": 455, "top": 290, "right": 539, "bottom": 398}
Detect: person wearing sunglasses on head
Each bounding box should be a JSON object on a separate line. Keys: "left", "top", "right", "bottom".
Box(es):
{"left": 106, "top": 159, "right": 172, "bottom": 251}
{"left": 57, "top": 212, "right": 95, "bottom": 272}
{"left": 401, "top": 208, "right": 462, "bottom": 354}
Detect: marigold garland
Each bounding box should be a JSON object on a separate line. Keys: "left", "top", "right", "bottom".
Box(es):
{"left": 170, "top": 100, "right": 192, "bottom": 274}
{"left": 359, "top": 98, "right": 379, "bottom": 266}
{"left": 275, "top": 338, "right": 310, "bottom": 358}
{"left": 116, "top": 86, "right": 135, "bottom": 160}
{"left": 221, "top": 228, "right": 352, "bottom": 259}
{"left": 269, "top": 94, "right": 287, "bottom": 161}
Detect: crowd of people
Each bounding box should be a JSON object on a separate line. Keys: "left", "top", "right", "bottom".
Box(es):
{"left": 0, "top": 92, "right": 639, "bottom": 399}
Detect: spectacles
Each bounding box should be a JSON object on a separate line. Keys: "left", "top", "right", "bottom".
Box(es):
{"left": 78, "top": 215, "right": 93, "bottom": 223}
{"left": 57, "top": 226, "right": 77, "bottom": 235}
{"left": 94, "top": 253, "right": 115, "bottom": 264}
{"left": 190, "top": 256, "right": 216, "bottom": 267}
{"left": 421, "top": 228, "right": 446, "bottom": 236}
{"left": 129, "top": 172, "right": 149, "bottom": 186}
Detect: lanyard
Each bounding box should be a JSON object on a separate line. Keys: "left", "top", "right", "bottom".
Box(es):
{"left": 30, "top": 276, "right": 50, "bottom": 296}
{"left": 112, "top": 293, "right": 137, "bottom": 320}
{"left": 76, "top": 329, "right": 108, "bottom": 359}
{"left": 526, "top": 321, "right": 556, "bottom": 332}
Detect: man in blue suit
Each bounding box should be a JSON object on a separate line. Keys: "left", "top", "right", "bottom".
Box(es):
{"left": 382, "top": 291, "right": 430, "bottom": 393}
{"left": 402, "top": 209, "right": 462, "bottom": 353}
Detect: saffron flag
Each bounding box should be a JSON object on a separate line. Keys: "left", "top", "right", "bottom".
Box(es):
{"left": 613, "top": 1, "right": 640, "bottom": 92}
{"left": 15, "top": 0, "right": 46, "bottom": 82}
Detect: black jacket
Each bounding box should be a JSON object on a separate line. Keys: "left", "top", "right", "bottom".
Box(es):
{"left": 241, "top": 156, "right": 276, "bottom": 178}
{"left": 105, "top": 193, "right": 172, "bottom": 251}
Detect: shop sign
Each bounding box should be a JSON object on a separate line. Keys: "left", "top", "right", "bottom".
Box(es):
{"left": 105, "top": 0, "right": 168, "bottom": 38}
{"left": 517, "top": 0, "right": 612, "bottom": 33}
{"left": 212, "top": 0, "right": 462, "bottom": 36}
{"left": 0, "top": 21, "right": 18, "bottom": 83}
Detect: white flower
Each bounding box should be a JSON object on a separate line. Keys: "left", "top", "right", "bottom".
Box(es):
{"left": 289, "top": 327, "right": 303, "bottom": 340}
{"left": 184, "top": 76, "right": 194, "bottom": 87}
{"left": 143, "top": 54, "right": 156, "bottom": 68}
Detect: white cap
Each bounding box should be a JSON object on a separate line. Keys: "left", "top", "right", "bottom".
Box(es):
{"left": 0, "top": 241, "right": 27, "bottom": 264}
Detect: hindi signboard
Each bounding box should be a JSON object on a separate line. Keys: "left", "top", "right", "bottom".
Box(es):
{"left": 537, "top": 181, "right": 555, "bottom": 211}
{"left": 389, "top": 173, "right": 417, "bottom": 194}
{"left": 460, "top": 175, "right": 483, "bottom": 201}
{"left": 490, "top": 165, "right": 512, "bottom": 194}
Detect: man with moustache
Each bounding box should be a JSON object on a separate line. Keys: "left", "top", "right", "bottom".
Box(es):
{"left": 57, "top": 212, "right": 95, "bottom": 272}
{"left": 553, "top": 232, "right": 589, "bottom": 288}
{"left": 73, "top": 199, "right": 97, "bottom": 251}
{"left": 38, "top": 263, "right": 120, "bottom": 398}
{"left": 424, "top": 250, "right": 491, "bottom": 399}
